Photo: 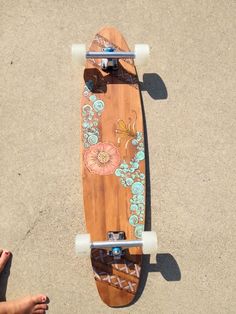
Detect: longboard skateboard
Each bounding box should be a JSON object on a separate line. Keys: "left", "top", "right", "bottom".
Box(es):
{"left": 72, "top": 27, "right": 157, "bottom": 307}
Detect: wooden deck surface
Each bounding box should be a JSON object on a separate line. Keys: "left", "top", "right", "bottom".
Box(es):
{"left": 81, "top": 27, "right": 145, "bottom": 307}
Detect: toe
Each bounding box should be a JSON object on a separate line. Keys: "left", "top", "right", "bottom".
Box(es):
{"left": 34, "top": 304, "right": 48, "bottom": 311}
{"left": 0, "top": 249, "right": 11, "bottom": 272}
{"left": 33, "top": 310, "right": 46, "bottom": 314}
{"left": 31, "top": 294, "right": 48, "bottom": 305}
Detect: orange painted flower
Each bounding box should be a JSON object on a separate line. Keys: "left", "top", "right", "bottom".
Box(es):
{"left": 84, "top": 142, "right": 121, "bottom": 175}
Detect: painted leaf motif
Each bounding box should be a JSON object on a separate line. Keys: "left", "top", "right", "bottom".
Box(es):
{"left": 117, "top": 120, "right": 128, "bottom": 132}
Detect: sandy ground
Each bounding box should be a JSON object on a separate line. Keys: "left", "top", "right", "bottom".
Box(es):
{"left": 0, "top": 1, "right": 235, "bottom": 313}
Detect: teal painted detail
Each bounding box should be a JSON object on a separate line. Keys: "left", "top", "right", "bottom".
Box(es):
{"left": 135, "top": 224, "right": 144, "bottom": 238}
{"left": 131, "top": 182, "right": 144, "bottom": 195}
{"left": 89, "top": 95, "right": 97, "bottom": 102}
{"left": 130, "top": 204, "right": 138, "bottom": 211}
{"left": 93, "top": 100, "right": 104, "bottom": 112}
{"left": 126, "top": 178, "right": 134, "bottom": 186}
{"left": 129, "top": 214, "right": 139, "bottom": 226}
{"left": 115, "top": 168, "right": 122, "bottom": 177}
{"left": 135, "top": 151, "right": 145, "bottom": 161}
{"left": 82, "top": 82, "right": 104, "bottom": 148}
{"left": 132, "top": 139, "right": 138, "bottom": 146}
{"left": 114, "top": 132, "right": 145, "bottom": 238}
{"left": 88, "top": 134, "right": 98, "bottom": 145}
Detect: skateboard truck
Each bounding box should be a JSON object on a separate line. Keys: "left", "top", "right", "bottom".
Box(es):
{"left": 71, "top": 44, "right": 150, "bottom": 69}
{"left": 75, "top": 231, "right": 157, "bottom": 257}
{"left": 101, "top": 46, "right": 119, "bottom": 71}
{"left": 107, "top": 231, "right": 125, "bottom": 259}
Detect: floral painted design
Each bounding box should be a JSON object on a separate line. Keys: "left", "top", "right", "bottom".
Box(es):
{"left": 116, "top": 111, "right": 137, "bottom": 150}
{"left": 114, "top": 132, "right": 145, "bottom": 238}
{"left": 81, "top": 79, "right": 145, "bottom": 238}
{"left": 82, "top": 80, "right": 104, "bottom": 148}
{"left": 84, "top": 142, "right": 121, "bottom": 176}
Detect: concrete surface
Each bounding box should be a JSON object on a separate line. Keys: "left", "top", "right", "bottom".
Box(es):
{"left": 0, "top": 0, "right": 235, "bottom": 313}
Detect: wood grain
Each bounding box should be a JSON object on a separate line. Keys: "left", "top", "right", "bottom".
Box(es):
{"left": 80, "top": 27, "right": 145, "bottom": 307}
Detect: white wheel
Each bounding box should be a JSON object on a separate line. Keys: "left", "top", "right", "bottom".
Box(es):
{"left": 142, "top": 231, "right": 157, "bottom": 254}
{"left": 75, "top": 233, "right": 91, "bottom": 255}
{"left": 71, "top": 44, "right": 86, "bottom": 66}
{"left": 135, "top": 44, "right": 150, "bottom": 66}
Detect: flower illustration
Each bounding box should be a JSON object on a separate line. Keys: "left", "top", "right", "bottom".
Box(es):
{"left": 84, "top": 142, "right": 121, "bottom": 175}
{"left": 115, "top": 111, "right": 137, "bottom": 151}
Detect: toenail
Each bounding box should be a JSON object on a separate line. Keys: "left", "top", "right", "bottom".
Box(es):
{"left": 4, "top": 251, "right": 9, "bottom": 255}
{"left": 41, "top": 297, "right": 46, "bottom": 302}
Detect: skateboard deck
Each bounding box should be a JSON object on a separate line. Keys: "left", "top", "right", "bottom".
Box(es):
{"left": 80, "top": 27, "right": 146, "bottom": 307}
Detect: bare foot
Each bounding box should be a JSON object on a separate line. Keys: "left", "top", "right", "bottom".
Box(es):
{"left": 0, "top": 295, "right": 48, "bottom": 314}
{"left": 0, "top": 249, "right": 49, "bottom": 314}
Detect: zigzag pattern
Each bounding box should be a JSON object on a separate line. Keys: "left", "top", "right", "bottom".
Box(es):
{"left": 93, "top": 268, "right": 137, "bottom": 294}
{"left": 113, "top": 262, "right": 141, "bottom": 278}
{"left": 92, "top": 249, "right": 141, "bottom": 294}
{"left": 92, "top": 249, "right": 140, "bottom": 278}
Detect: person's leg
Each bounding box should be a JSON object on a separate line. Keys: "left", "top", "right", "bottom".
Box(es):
{"left": 0, "top": 249, "right": 49, "bottom": 314}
